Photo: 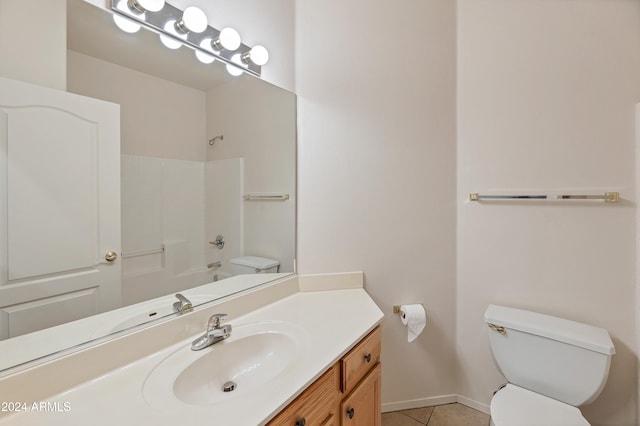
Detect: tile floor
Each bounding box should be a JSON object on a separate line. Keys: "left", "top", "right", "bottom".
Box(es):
{"left": 382, "top": 403, "right": 490, "bottom": 426}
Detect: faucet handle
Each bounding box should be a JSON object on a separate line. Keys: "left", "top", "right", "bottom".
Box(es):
{"left": 207, "top": 313, "right": 228, "bottom": 329}
{"left": 173, "top": 293, "right": 193, "bottom": 314}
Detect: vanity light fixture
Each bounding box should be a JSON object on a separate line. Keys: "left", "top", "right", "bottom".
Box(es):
{"left": 112, "top": 0, "right": 142, "bottom": 33}
{"left": 226, "top": 45, "right": 270, "bottom": 76}
{"left": 159, "top": 20, "right": 186, "bottom": 49}
{"left": 112, "top": 0, "right": 165, "bottom": 33}
{"left": 226, "top": 54, "right": 244, "bottom": 77}
{"left": 241, "top": 45, "right": 269, "bottom": 66}
{"left": 128, "top": 0, "right": 165, "bottom": 13}
{"left": 211, "top": 28, "right": 241, "bottom": 52}
{"left": 158, "top": 6, "right": 207, "bottom": 50}
{"left": 174, "top": 6, "right": 208, "bottom": 34}
{"left": 109, "top": 0, "right": 268, "bottom": 77}
{"left": 195, "top": 40, "right": 216, "bottom": 64}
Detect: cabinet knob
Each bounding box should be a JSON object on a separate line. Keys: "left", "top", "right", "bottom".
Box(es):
{"left": 295, "top": 418, "right": 306, "bottom": 426}
{"left": 364, "top": 353, "right": 372, "bottom": 363}
{"left": 346, "top": 407, "right": 355, "bottom": 419}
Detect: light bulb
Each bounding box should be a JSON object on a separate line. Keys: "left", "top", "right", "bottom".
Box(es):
{"left": 159, "top": 20, "right": 183, "bottom": 49}
{"left": 113, "top": 14, "right": 141, "bottom": 33}
{"left": 242, "top": 45, "right": 269, "bottom": 66}
{"left": 196, "top": 51, "right": 215, "bottom": 64}
{"left": 196, "top": 40, "right": 216, "bottom": 64}
{"left": 212, "top": 28, "right": 241, "bottom": 51}
{"left": 128, "top": 0, "right": 164, "bottom": 13}
{"left": 113, "top": 0, "right": 141, "bottom": 33}
{"left": 175, "top": 6, "right": 208, "bottom": 34}
{"left": 226, "top": 54, "right": 244, "bottom": 76}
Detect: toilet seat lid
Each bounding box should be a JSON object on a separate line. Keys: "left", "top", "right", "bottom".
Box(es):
{"left": 491, "top": 384, "right": 590, "bottom": 426}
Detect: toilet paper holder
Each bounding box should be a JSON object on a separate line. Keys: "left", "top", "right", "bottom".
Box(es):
{"left": 393, "top": 304, "right": 423, "bottom": 315}
{"left": 393, "top": 304, "right": 427, "bottom": 343}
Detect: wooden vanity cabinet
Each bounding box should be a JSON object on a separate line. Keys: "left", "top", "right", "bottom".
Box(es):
{"left": 267, "top": 326, "right": 381, "bottom": 426}
{"left": 340, "top": 327, "right": 381, "bottom": 426}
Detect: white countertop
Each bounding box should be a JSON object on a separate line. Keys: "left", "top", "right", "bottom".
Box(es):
{"left": 0, "top": 288, "right": 383, "bottom": 426}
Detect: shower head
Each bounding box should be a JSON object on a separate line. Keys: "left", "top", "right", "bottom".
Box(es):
{"left": 209, "top": 135, "right": 224, "bottom": 146}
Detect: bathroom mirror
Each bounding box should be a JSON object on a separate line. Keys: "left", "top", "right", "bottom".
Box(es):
{"left": 0, "top": 0, "right": 295, "bottom": 374}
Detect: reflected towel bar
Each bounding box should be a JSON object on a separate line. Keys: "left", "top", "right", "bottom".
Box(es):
{"left": 469, "top": 192, "right": 619, "bottom": 203}
{"left": 122, "top": 247, "right": 165, "bottom": 259}
{"left": 242, "top": 194, "right": 290, "bottom": 201}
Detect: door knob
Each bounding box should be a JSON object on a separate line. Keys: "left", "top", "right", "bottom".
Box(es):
{"left": 104, "top": 251, "right": 118, "bottom": 262}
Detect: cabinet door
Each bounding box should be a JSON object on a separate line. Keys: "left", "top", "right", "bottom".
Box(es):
{"left": 341, "top": 363, "right": 381, "bottom": 426}
{"left": 0, "top": 76, "right": 121, "bottom": 339}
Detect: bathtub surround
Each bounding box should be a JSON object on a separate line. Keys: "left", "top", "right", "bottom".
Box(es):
{"left": 120, "top": 154, "right": 229, "bottom": 304}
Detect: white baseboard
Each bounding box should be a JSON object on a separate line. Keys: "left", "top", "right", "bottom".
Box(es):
{"left": 382, "top": 394, "right": 490, "bottom": 416}
{"left": 456, "top": 395, "right": 490, "bottom": 415}
{"left": 382, "top": 395, "right": 457, "bottom": 413}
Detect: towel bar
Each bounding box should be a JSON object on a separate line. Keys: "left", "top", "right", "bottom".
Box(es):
{"left": 242, "top": 194, "right": 290, "bottom": 201}
{"left": 469, "top": 192, "right": 619, "bottom": 203}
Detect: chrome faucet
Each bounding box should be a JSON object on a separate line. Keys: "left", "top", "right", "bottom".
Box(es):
{"left": 191, "top": 314, "right": 232, "bottom": 351}
{"left": 172, "top": 293, "right": 193, "bottom": 314}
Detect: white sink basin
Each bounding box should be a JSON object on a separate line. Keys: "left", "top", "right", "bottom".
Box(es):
{"left": 143, "top": 320, "right": 309, "bottom": 408}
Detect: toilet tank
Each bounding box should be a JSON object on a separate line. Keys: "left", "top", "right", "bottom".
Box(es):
{"left": 229, "top": 256, "right": 279, "bottom": 275}
{"left": 484, "top": 304, "right": 615, "bottom": 406}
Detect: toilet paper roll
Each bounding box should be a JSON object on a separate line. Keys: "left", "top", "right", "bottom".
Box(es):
{"left": 400, "top": 304, "right": 426, "bottom": 342}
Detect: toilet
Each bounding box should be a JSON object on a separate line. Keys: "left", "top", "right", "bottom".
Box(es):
{"left": 484, "top": 304, "right": 615, "bottom": 426}
{"left": 229, "top": 256, "right": 279, "bottom": 275}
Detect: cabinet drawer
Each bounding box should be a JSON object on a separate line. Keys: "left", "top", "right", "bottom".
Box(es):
{"left": 267, "top": 363, "right": 339, "bottom": 426}
{"left": 341, "top": 326, "right": 381, "bottom": 394}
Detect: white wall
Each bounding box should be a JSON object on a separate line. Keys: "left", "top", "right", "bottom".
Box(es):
{"left": 68, "top": 51, "right": 206, "bottom": 162}
{"left": 295, "top": 0, "right": 458, "bottom": 409}
{"left": 0, "top": 0, "right": 66, "bottom": 90}
{"left": 457, "top": 1, "right": 640, "bottom": 424}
